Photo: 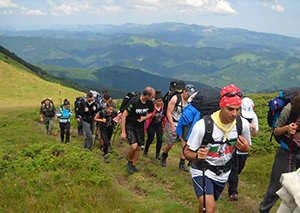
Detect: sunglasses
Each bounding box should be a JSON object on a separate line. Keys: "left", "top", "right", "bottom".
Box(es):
{"left": 221, "top": 91, "right": 243, "bottom": 98}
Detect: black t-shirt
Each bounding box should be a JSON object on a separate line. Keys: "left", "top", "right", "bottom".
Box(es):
{"left": 97, "top": 109, "right": 117, "bottom": 130}
{"left": 126, "top": 95, "right": 154, "bottom": 127}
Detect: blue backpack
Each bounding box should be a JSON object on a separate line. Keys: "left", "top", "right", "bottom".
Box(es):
{"left": 267, "top": 87, "right": 299, "bottom": 143}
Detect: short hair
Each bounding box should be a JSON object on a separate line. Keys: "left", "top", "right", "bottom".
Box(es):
{"left": 142, "top": 87, "right": 153, "bottom": 97}
{"left": 103, "top": 92, "right": 111, "bottom": 100}
{"left": 106, "top": 99, "right": 116, "bottom": 108}
{"left": 155, "top": 91, "right": 163, "bottom": 100}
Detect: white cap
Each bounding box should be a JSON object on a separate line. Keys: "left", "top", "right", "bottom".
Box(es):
{"left": 241, "top": 97, "right": 254, "bottom": 119}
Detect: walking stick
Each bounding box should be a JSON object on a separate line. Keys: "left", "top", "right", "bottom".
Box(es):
{"left": 200, "top": 145, "right": 206, "bottom": 213}
{"left": 288, "top": 135, "right": 294, "bottom": 172}
{"left": 111, "top": 122, "right": 120, "bottom": 146}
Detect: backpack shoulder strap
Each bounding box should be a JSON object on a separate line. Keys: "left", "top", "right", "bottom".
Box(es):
{"left": 236, "top": 114, "right": 243, "bottom": 136}
{"left": 174, "top": 93, "right": 182, "bottom": 112}
{"left": 202, "top": 115, "right": 214, "bottom": 146}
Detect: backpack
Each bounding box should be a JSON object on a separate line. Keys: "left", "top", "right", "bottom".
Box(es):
{"left": 267, "top": 87, "right": 300, "bottom": 143}
{"left": 119, "top": 91, "right": 139, "bottom": 113}
{"left": 74, "top": 97, "right": 84, "bottom": 116}
{"left": 40, "top": 98, "right": 55, "bottom": 117}
{"left": 162, "top": 80, "right": 186, "bottom": 116}
{"left": 179, "top": 87, "right": 221, "bottom": 141}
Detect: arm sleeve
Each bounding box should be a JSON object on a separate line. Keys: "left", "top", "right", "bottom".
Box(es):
{"left": 187, "top": 119, "right": 205, "bottom": 151}
{"left": 275, "top": 103, "right": 292, "bottom": 128}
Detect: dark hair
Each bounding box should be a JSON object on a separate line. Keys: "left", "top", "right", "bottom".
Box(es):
{"left": 106, "top": 99, "right": 116, "bottom": 108}
{"left": 155, "top": 90, "right": 163, "bottom": 100}
{"left": 103, "top": 92, "right": 111, "bottom": 100}
{"left": 87, "top": 92, "right": 93, "bottom": 98}
{"left": 63, "top": 99, "right": 70, "bottom": 105}
{"left": 292, "top": 91, "right": 300, "bottom": 117}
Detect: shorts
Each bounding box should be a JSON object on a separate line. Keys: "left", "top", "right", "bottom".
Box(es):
{"left": 126, "top": 125, "right": 145, "bottom": 146}
{"left": 192, "top": 175, "right": 226, "bottom": 201}
{"left": 165, "top": 121, "right": 183, "bottom": 145}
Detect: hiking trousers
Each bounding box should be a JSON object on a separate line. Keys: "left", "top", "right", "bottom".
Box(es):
{"left": 60, "top": 122, "right": 70, "bottom": 143}
{"left": 83, "top": 120, "right": 94, "bottom": 151}
{"left": 259, "top": 146, "right": 300, "bottom": 213}
{"left": 44, "top": 116, "right": 55, "bottom": 135}
{"left": 100, "top": 127, "right": 113, "bottom": 155}
{"left": 145, "top": 122, "right": 163, "bottom": 156}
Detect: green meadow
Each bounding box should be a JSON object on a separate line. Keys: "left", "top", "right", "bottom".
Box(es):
{"left": 0, "top": 53, "right": 282, "bottom": 212}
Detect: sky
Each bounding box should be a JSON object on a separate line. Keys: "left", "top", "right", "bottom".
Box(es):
{"left": 0, "top": 0, "right": 299, "bottom": 38}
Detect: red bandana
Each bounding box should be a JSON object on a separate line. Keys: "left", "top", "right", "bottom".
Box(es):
{"left": 219, "top": 84, "right": 242, "bottom": 108}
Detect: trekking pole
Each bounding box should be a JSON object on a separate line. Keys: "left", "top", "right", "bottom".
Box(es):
{"left": 200, "top": 145, "right": 206, "bottom": 213}
{"left": 111, "top": 122, "right": 120, "bottom": 146}
{"left": 288, "top": 134, "right": 294, "bottom": 172}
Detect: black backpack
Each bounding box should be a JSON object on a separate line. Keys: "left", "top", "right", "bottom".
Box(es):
{"left": 267, "top": 87, "right": 300, "bottom": 143}
{"left": 162, "top": 80, "right": 186, "bottom": 116}
{"left": 119, "top": 91, "right": 139, "bottom": 113}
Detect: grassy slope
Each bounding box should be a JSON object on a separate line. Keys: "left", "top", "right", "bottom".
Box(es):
{"left": 0, "top": 53, "right": 282, "bottom": 212}
{"left": 0, "top": 52, "right": 84, "bottom": 109}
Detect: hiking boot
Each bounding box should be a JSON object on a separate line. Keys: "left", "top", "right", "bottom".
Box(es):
{"left": 229, "top": 194, "right": 238, "bottom": 201}
{"left": 133, "top": 165, "right": 140, "bottom": 173}
{"left": 127, "top": 161, "right": 134, "bottom": 174}
{"left": 100, "top": 145, "right": 104, "bottom": 152}
{"left": 103, "top": 155, "right": 109, "bottom": 163}
{"left": 143, "top": 150, "right": 148, "bottom": 157}
{"left": 108, "top": 145, "right": 112, "bottom": 153}
{"left": 156, "top": 154, "right": 161, "bottom": 160}
{"left": 160, "top": 153, "right": 168, "bottom": 167}
{"left": 179, "top": 160, "right": 189, "bottom": 172}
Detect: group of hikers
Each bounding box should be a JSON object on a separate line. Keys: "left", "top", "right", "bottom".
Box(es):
{"left": 39, "top": 82, "right": 300, "bottom": 213}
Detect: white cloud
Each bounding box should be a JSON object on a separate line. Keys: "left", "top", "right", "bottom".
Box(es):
{"left": 0, "top": 0, "right": 18, "bottom": 8}
{"left": 3, "top": 9, "right": 13, "bottom": 14}
{"left": 21, "top": 7, "right": 47, "bottom": 16}
{"left": 47, "top": 0, "right": 238, "bottom": 16}
{"left": 271, "top": 4, "right": 284, "bottom": 12}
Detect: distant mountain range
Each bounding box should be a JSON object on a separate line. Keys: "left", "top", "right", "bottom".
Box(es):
{"left": 0, "top": 22, "right": 299, "bottom": 93}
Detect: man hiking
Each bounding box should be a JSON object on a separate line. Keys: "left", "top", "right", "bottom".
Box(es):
{"left": 77, "top": 92, "right": 98, "bottom": 151}
{"left": 160, "top": 84, "right": 195, "bottom": 172}
{"left": 184, "top": 84, "right": 251, "bottom": 213}
{"left": 121, "top": 86, "right": 155, "bottom": 174}
{"left": 259, "top": 90, "right": 300, "bottom": 213}
{"left": 40, "top": 97, "right": 57, "bottom": 135}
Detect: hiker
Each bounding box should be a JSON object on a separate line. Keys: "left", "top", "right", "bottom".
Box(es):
{"left": 94, "top": 99, "right": 118, "bottom": 163}
{"left": 160, "top": 84, "right": 196, "bottom": 172}
{"left": 259, "top": 91, "right": 300, "bottom": 213}
{"left": 143, "top": 91, "right": 167, "bottom": 159}
{"left": 77, "top": 92, "right": 98, "bottom": 151}
{"left": 227, "top": 97, "right": 259, "bottom": 201}
{"left": 56, "top": 99, "right": 73, "bottom": 143}
{"left": 39, "top": 97, "right": 57, "bottom": 135}
{"left": 120, "top": 86, "right": 155, "bottom": 174}
{"left": 74, "top": 97, "right": 84, "bottom": 136}
{"left": 184, "top": 84, "right": 251, "bottom": 213}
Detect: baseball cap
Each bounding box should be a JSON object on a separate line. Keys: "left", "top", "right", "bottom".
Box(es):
{"left": 241, "top": 97, "right": 254, "bottom": 119}
{"left": 185, "top": 84, "right": 195, "bottom": 96}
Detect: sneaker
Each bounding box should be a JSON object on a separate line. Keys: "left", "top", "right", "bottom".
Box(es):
{"left": 179, "top": 161, "right": 189, "bottom": 172}
{"left": 160, "top": 153, "right": 167, "bottom": 167}
{"left": 229, "top": 194, "right": 238, "bottom": 201}
{"left": 100, "top": 145, "right": 104, "bottom": 152}
{"left": 127, "top": 161, "right": 134, "bottom": 174}
{"left": 141, "top": 145, "right": 145, "bottom": 150}
{"left": 143, "top": 150, "right": 148, "bottom": 157}
{"left": 95, "top": 135, "right": 100, "bottom": 140}
{"left": 120, "top": 139, "right": 123, "bottom": 144}
{"left": 103, "top": 155, "right": 109, "bottom": 163}
{"left": 155, "top": 154, "right": 161, "bottom": 160}
{"left": 133, "top": 165, "right": 140, "bottom": 173}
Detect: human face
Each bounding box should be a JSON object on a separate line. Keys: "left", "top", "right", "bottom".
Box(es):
{"left": 155, "top": 98, "right": 162, "bottom": 106}
{"left": 65, "top": 104, "right": 70, "bottom": 110}
{"left": 220, "top": 105, "right": 241, "bottom": 124}
{"left": 87, "top": 97, "right": 93, "bottom": 103}
{"left": 147, "top": 90, "right": 155, "bottom": 101}
{"left": 106, "top": 106, "right": 114, "bottom": 115}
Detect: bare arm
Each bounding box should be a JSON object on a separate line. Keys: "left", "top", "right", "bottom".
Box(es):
{"left": 120, "top": 110, "right": 129, "bottom": 140}
{"left": 166, "top": 95, "right": 177, "bottom": 135}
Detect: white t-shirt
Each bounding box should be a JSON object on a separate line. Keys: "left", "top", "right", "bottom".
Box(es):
{"left": 187, "top": 116, "right": 252, "bottom": 183}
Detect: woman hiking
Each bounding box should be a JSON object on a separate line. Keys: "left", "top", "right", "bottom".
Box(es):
{"left": 143, "top": 91, "right": 167, "bottom": 159}
{"left": 57, "top": 99, "right": 73, "bottom": 143}
{"left": 94, "top": 99, "right": 118, "bottom": 163}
